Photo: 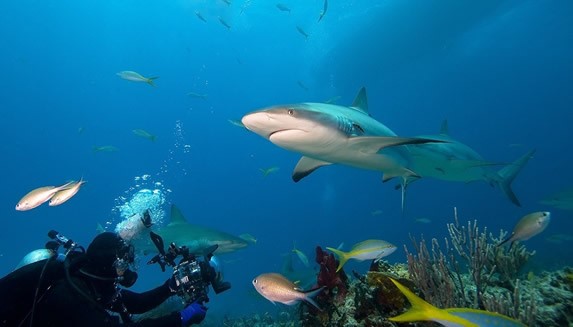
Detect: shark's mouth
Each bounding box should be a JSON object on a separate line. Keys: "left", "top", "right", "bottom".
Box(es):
{"left": 269, "top": 129, "right": 307, "bottom": 139}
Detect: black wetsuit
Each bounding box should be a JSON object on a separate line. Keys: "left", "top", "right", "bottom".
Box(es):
{"left": 0, "top": 257, "right": 182, "bottom": 327}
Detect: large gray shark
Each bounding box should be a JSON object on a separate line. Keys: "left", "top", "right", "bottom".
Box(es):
{"left": 406, "top": 120, "right": 535, "bottom": 206}
{"left": 241, "top": 87, "right": 441, "bottom": 187}
{"left": 133, "top": 204, "right": 249, "bottom": 256}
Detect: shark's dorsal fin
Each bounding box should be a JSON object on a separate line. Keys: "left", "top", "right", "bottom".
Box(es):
{"left": 440, "top": 119, "right": 449, "bottom": 135}
{"left": 169, "top": 204, "right": 188, "bottom": 225}
{"left": 350, "top": 87, "right": 369, "bottom": 115}
{"left": 292, "top": 156, "right": 332, "bottom": 182}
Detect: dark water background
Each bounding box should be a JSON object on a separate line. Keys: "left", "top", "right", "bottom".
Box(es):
{"left": 0, "top": 0, "right": 572, "bottom": 319}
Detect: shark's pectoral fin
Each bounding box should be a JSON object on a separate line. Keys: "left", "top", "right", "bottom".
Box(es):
{"left": 292, "top": 157, "right": 333, "bottom": 182}
{"left": 348, "top": 136, "right": 445, "bottom": 154}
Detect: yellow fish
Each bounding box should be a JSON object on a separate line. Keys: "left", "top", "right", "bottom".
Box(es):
{"left": 326, "top": 239, "right": 396, "bottom": 272}
{"left": 16, "top": 181, "right": 75, "bottom": 211}
{"left": 116, "top": 71, "right": 158, "bottom": 86}
{"left": 389, "top": 277, "right": 526, "bottom": 327}
{"left": 49, "top": 178, "right": 87, "bottom": 206}
{"left": 132, "top": 129, "right": 157, "bottom": 142}
{"left": 93, "top": 145, "right": 119, "bottom": 152}
{"left": 292, "top": 243, "right": 309, "bottom": 267}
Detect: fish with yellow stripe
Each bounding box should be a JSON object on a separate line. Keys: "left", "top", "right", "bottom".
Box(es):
{"left": 388, "top": 277, "right": 526, "bottom": 327}
{"left": 326, "top": 239, "right": 396, "bottom": 272}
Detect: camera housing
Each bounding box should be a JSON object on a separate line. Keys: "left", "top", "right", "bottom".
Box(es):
{"left": 147, "top": 231, "right": 231, "bottom": 304}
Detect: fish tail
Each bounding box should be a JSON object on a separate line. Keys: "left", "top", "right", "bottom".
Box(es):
{"left": 147, "top": 76, "right": 159, "bottom": 87}
{"left": 388, "top": 278, "right": 464, "bottom": 324}
{"left": 303, "top": 286, "right": 325, "bottom": 311}
{"left": 497, "top": 232, "right": 515, "bottom": 248}
{"left": 325, "top": 247, "right": 347, "bottom": 272}
{"left": 492, "top": 149, "right": 535, "bottom": 206}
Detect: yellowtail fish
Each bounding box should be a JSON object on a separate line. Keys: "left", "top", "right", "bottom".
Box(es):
{"left": 132, "top": 129, "right": 157, "bottom": 142}
{"left": 194, "top": 11, "right": 207, "bottom": 23}
{"left": 93, "top": 145, "right": 119, "bottom": 152}
{"left": 186, "top": 92, "right": 208, "bottom": 100}
{"left": 297, "top": 80, "right": 309, "bottom": 91}
{"left": 116, "top": 71, "right": 158, "bottom": 86}
{"left": 221, "top": 0, "right": 231, "bottom": 5}
{"left": 276, "top": 3, "right": 291, "bottom": 13}
{"left": 16, "top": 181, "right": 75, "bottom": 211}
{"left": 292, "top": 243, "right": 309, "bottom": 267}
{"left": 259, "top": 166, "right": 280, "bottom": 177}
{"left": 252, "top": 273, "right": 324, "bottom": 310}
{"left": 239, "top": 233, "right": 257, "bottom": 244}
{"left": 296, "top": 26, "right": 309, "bottom": 39}
{"left": 326, "top": 239, "right": 397, "bottom": 272}
{"left": 218, "top": 16, "right": 231, "bottom": 29}
{"left": 388, "top": 277, "right": 526, "bottom": 327}
{"left": 49, "top": 178, "right": 87, "bottom": 206}
{"left": 499, "top": 211, "right": 551, "bottom": 248}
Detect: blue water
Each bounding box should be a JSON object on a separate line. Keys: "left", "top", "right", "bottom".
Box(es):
{"left": 1, "top": 0, "right": 572, "bottom": 321}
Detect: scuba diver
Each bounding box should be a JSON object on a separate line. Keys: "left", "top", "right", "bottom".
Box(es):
{"left": 0, "top": 231, "right": 207, "bottom": 326}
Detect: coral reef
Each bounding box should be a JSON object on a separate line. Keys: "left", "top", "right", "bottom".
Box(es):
{"left": 195, "top": 210, "right": 573, "bottom": 326}
{"left": 315, "top": 246, "right": 348, "bottom": 304}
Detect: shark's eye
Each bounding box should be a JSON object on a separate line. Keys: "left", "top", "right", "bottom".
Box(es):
{"left": 287, "top": 109, "right": 294, "bottom": 116}
{"left": 253, "top": 279, "right": 258, "bottom": 284}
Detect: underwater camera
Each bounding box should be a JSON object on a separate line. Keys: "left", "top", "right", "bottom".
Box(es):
{"left": 146, "top": 231, "right": 231, "bottom": 304}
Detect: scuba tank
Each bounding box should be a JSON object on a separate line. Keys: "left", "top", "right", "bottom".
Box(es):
{"left": 0, "top": 230, "right": 84, "bottom": 326}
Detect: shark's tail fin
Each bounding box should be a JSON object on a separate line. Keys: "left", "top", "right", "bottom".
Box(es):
{"left": 491, "top": 149, "right": 535, "bottom": 206}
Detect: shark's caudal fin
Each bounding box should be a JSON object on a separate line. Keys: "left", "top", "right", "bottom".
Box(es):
{"left": 492, "top": 149, "right": 535, "bottom": 206}
{"left": 292, "top": 156, "right": 333, "bottom": 182}
{"left": 388, "top": 278, "right": 476, "bottom": 326}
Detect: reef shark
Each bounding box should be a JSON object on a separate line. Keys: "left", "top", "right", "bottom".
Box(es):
{"left": 406, "top": 120, "right": 535, "bottom": 206}
{"left": 133, "top": 204, "right": 249, "bottom": 256}
{"left": 241, "top": 87, "right": 442, "bottom": 191}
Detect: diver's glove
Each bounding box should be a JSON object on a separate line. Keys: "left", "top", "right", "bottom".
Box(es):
{"left": 180, "top": 300, "right": 207, "bottom": 325}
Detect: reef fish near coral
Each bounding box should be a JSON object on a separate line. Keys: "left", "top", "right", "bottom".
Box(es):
{"left": 326, "top": 239, "right": 396, "bottom": 272}
{"left": 252, "top": 272, "right": 324, "bottom": 310}
{"left": 499, "top": 211, "right": 551, "bottom": 248}
{"left": 389, "top": 277, "right": 526, "bottom": 327}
